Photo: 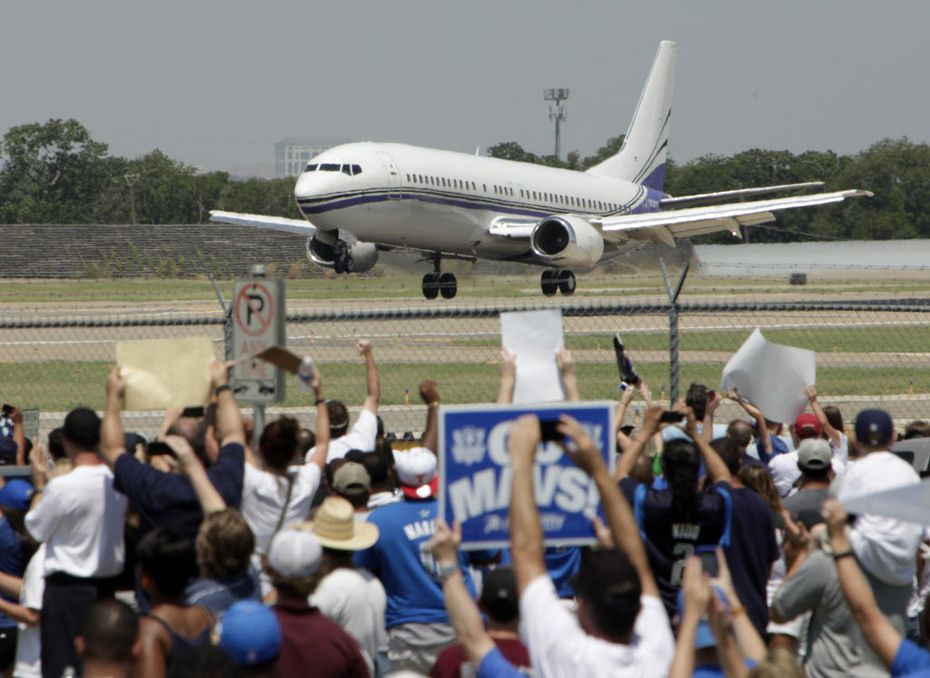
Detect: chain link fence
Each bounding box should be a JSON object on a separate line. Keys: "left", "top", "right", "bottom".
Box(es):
{"left": 3, "top": 290, "right": 930, "bottom": 440}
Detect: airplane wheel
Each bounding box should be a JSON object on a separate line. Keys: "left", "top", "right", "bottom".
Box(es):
{"left": 422, "top": 273, "right": 439, "bottom": 300}
{"left": 345, "top": 256, "right": 356, "bottom": 273}
{"left": 540, "top": 270, "right": 558, "bottom": 297}
{"left": 439, "top": 272, "right": 457, "bottom": 299}
{"left": 558, "top": 270, "right": 576, "bottom": 296}
{"left": 334, "top": 258, "right": 346, "bottom": 274}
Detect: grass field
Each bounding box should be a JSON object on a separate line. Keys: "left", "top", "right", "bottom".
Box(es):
{"left": 3, "top": 273, "right": 930, "bottom": 304}
{"left": 3, "top": 359, "right": 926, "bottom": 411}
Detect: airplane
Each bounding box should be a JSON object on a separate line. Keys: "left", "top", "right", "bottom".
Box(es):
{"left": 211, "top": 40, "right": 871, "bottom": 300}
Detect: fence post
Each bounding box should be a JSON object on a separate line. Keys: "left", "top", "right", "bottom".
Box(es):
{"left": 660, "top": 260, "right": 689, "bottom": 405}
{"left": 209, "top": 275, "right": 234, "bottom": 361}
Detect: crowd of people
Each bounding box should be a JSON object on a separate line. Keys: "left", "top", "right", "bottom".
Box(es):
{"left": 0, "top": 338, "right": 930, "bottom": 677}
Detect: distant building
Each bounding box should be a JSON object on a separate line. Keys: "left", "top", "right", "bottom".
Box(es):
{"left": 275, "top": 137, "right": 352, "bottom": 177}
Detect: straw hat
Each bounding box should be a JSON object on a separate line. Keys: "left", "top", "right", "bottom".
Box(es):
{"left": 304, "top": 496, "right": 379, "bottom": 550}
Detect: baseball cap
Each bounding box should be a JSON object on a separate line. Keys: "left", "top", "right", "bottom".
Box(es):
{"left": 215, "top": 600, "right": 281, "bottom": 667}
{"left": 856, "top": 408, "right": 895, "bottom": 447}
{"left": 267, "top": 528, "right": 322, "bottom": 579}
{"left": 332, "top": 462, "right": 371, "bottom": 494}
{"left": 797, "top": 438, "right": 832, "bottom": 472}
{"left": 479, "top": 567, "right": 518, "bottom": 623}
{"left": 794, "top": 413, "right": 822, "bottom": 440}
{"left": 0, "top": 479, "right": 34, "bottom": 510}
{"left": 394, "top": 447, "right": 438, "bottom": 499}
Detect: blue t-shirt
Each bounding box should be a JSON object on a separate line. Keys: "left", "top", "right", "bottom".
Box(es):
{"left": 544, "top": 547, "right": 581, "bottom": 598}
{"left": 892, "top": 639, "right": 930, "bottom": 677}
{"left": 0, "top": 518, "right": 25, "bottom": 628}
{"left": 355, "top": 498, "right": 480, "bottom": 628}
{"left": 477, "top": 646, "right": 524, "bottom": 678}
{"left": 113, "top": 442, "right": 244, "bottom": 538}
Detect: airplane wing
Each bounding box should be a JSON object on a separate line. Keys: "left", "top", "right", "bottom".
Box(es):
{"left": 599, "top": 189, "right": 872, "bottom": 241}
{"left": 659, "top": 181, "right": 825, "bottom": 209}
{"left": 209, "top": 211, "right": 319, "bottom": 237}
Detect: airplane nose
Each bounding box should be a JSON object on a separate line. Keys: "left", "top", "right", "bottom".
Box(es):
{"left": 294, "top": 173, "right": 316, "bottom": 199}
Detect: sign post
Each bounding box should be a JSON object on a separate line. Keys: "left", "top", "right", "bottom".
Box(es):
{"left": 230, "top": 267, "right": 285, "bottom": 438}
{"left": 438, "top": 401, "right": 615, "bottom": 550}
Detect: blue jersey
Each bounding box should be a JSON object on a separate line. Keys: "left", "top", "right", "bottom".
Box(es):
{"left": 0, "top": 518, "right": 26, "bottom": 628}
{"left": 355, "top": 498, "right": 480, "bottom": 628}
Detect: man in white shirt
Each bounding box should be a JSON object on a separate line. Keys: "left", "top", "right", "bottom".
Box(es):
{"left": 508, "top": 414, "right": 674, "bottom": 678}
{"left": 25, "top": 407, "right": 128, "bottom": 678}
{"left": 833, "top": 408, "right": 922, "bottom": 588}
{"left": 308, "top": 340, "right": 381, "bottom": 464}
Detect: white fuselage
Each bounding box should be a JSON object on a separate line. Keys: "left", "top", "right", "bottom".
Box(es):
{"left": 293, "top": 142, "right": 663, "bottom": 261}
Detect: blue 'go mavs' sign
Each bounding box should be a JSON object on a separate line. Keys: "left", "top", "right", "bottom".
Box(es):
{"left": 438, "top": 402, "right": 615, "bottom": 550}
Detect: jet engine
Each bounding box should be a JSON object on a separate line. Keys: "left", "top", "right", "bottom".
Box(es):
{"left": 530, "top": 215, "right": 604, "bottom": 269}
{"left": 306, "top": 234, "right": 378, "bottom": 273}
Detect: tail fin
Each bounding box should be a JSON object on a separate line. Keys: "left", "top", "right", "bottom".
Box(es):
{"left": 586, "top": 40, "right": 677, "bottom": 192}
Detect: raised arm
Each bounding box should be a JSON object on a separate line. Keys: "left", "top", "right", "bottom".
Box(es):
{"left": 805, "top": 386, "right": 842, "bottom": 448}
{"left": 559, "top": 414, "right": 659, "bottom": 597}
{"left": 100, "top": 366, "right": 127, "bottom": 468}
{"left": 669, "top": 557, "right": 710, "bottom": 678}
{"left": 508, "top": 415, "right": 547, "bottom": 594}
{"left": 357, "top": 340, "right": 380, "bottom": 414}
{"left": 212, "top": 360, "right": 246, "bottom": 448}
{"left": 728, "top": 389, "right": 772, "bottom": 461}
{"left": 429, "top": 520, "right": 496, "bottom": 667}
{"left": 702, "top": 390, "right": 722, "bottom": 443}
{"left": 687, "top": 410, "right": 733, "bottom": 485}
{"left": 614, "top": 383, "right": 637, "bottom": 433}
{"left": 419, "top": 379, "right": 440, "bottom": 454}
{"left": 306, "top": 370, "right": 329, "bottom": 470}
{"left": 557, "top": 348, "right": 580, "bottom": 402}
{"left": 166, "top": 435, "right": 225, "bottom": 514}
{"left": 615, "top": 405, "right": 663, "bottom": 481}
{"left": 712, "top": 548, "right": 766, "bottom": 662}
{"left": 823, "top": 499, "right": 901, "bottom": 667}
{"left": 10, "top": 407, "right": 26, "bottom": 466}
{"left": 496, "top": 349, "right": 516, "bottom": 405}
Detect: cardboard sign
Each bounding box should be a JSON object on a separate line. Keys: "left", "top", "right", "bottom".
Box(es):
{"left": 116, "top": 337, "right": 216, "bottom": 410}
{"left": 721, "top": 328, "right": 816, "bottom": 424}
{"left": 500, "top": 310, "right": 564, "bottom": 403}
{"left": 439, "top": 401, "right": 615, "bottom": 549}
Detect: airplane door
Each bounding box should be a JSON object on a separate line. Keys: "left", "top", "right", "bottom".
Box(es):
{"left": 377, "top": 151, "right": 402, "bottom": 200}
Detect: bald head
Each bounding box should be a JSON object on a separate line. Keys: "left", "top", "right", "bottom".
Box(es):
{"left": 727, "top": 420, "right": 753, "bottom": 448}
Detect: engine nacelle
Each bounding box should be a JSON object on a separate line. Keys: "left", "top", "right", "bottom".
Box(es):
{"left": 530, "top": 215, "right": 604, "bottom": 269}
{"left": 306, "top": 235, "right": 379, "bottom": 273}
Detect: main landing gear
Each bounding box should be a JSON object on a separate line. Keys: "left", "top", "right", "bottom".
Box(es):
{"left": 332, "top": 243, "right": 355, "bottom": 274}
{"left": 422, "top": 254, "right": 457, "bottom": 300}
{"left": 540, "top": 269, "right": 576, "bottom": 297}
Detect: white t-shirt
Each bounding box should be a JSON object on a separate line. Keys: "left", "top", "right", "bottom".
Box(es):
{"left": 241, "top": 462, "right": 322, "bottom": 556}
{"left": 311, "top": 567, "right": 388, "bottom": 674}
{"left": 307, "top": 408, "right": 379, "bottom": 464}
{"left": 13, "top": 544, "right": 45, "bottom": 678}
{"left": 519, "top": 575, "right": 674, "bottom": 678}
{"left": 834, "top": 451, "right": 923, "bottom": 585}
{"left": 769, "top": 451, "right": 846, "bottom": 498}
{"left": 25, "top": 465, "right": 127, "bottom": 578}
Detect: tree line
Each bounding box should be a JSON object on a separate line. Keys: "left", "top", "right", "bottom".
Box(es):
{"left": 1, "top": 119, "right": 928, "bottom": 243}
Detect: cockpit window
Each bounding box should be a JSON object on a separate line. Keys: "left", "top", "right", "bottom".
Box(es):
{"left": 352, "top": 164, "right": 362, "bottom": 175}
{"left": 341, "top": 164, "right": 353, "bottom": 175}
{"left": 319, "top": 163, "right": 341, "bottom": 172}
{"left": 303, "top": 163, "right": 318, "bottom": 173}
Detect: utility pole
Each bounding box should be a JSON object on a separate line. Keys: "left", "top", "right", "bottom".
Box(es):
{"left": 124, "top": 173, "right": 139, "bottom": 225}
{"left": 543, "top": 88, "right": 569, "bottom": 160}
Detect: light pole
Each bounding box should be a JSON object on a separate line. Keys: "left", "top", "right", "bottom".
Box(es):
{"left": 543, "top": 88, "right": 569, "bottom": 160}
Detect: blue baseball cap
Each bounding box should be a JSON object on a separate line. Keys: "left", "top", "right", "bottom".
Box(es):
{"left": 216, "top": 600, "right": 281, "bottom": 667}
{"left": 855, "top": 409, "right": 895, "bottom": 447}
{"left": 0, "top": 479, "right": 34, "bottom": 511}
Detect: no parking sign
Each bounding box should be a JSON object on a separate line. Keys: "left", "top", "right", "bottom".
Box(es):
{"left": 231, "top": 277, "right": 285, "bottom": 404}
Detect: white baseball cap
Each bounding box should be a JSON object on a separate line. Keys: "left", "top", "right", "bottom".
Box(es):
{"left": 393, "top": 447, "right": 439, "bottom": 499}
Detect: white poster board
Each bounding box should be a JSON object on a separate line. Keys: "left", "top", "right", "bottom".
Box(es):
{"left": 500, "top": 310, "right": 564, "bottom": 403}
{"left": 720, "top": 329, "right": 815, "bottom": 424}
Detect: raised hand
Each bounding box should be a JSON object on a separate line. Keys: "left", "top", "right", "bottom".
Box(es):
{"left": 508, "top": 415, "right": 541, "bottom": 464}
{"left": 429, "top": 519, "right": 461, "bottom": 566}
{"left": 356, "top": 339, "right": 373, "bottom": 355}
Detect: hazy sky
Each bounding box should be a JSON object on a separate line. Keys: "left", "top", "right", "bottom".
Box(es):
{"left": 3, "top": 1, "right": 928, "bottom": 173}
